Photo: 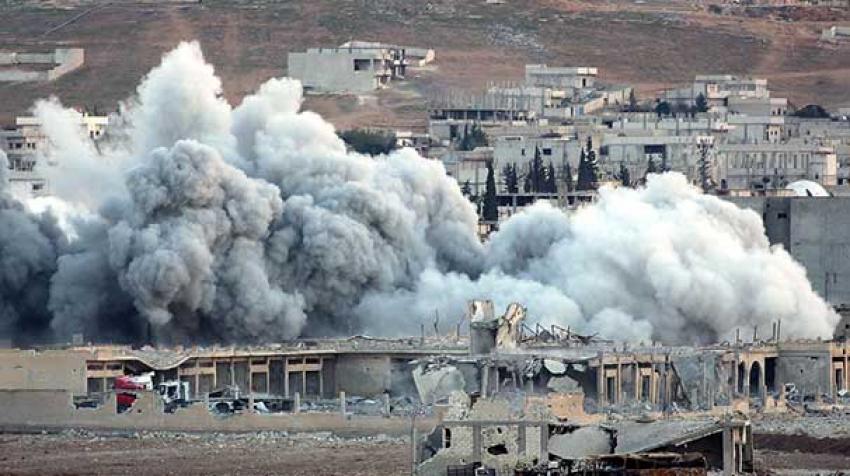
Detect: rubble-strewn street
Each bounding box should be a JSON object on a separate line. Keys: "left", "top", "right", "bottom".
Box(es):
{"left": 0, "top": 431, "right": 410, "bottom": 476}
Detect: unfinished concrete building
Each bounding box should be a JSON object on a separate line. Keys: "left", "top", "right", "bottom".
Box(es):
{"left": 0, "top": 48, "right": 84, "bottom": 82}
{"left": 287, "top": 41, "right": 433, "bottom": 94}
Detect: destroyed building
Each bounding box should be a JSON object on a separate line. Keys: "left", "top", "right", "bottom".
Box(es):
{"left": 0, "top": 300, "right": 848, "bottom": 474}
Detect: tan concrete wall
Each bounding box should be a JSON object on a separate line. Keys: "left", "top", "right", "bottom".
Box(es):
{"left": 333, "top": 354, "right": 392, "bottom": 396}
{"left": 0, "top": 349, "right": 90, "bottom": 394}
{"left": 0, "top": 389, "right": 435, "bottom": 436}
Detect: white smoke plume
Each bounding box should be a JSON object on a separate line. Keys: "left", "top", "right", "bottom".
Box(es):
{"left": 1, "top": 41, "right": 839, "bottom": 345}
{"left": 358, "top": 174, "right": 839, "bottom": 343}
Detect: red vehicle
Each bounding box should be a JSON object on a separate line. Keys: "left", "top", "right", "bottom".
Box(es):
{"left": 114, "top": 374, "right": 152, "bottom": 412}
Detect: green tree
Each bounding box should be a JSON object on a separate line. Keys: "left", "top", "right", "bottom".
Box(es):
{"left": 619, "top": 162, "right": 631, "bottom": 187}
{"left": 645, "top": 156, "right": 658, "bottom": 178}
{"left": 530, "top": 147, "right": 545, "bottom": 193}
{"left": 482, "top": 161, "right": 498, "bottom": 221}
{"left": 793, "top": 104, "right": 830, "bottom": 118}
{"left": 502, "top": 163, "right": 519, "bottom": 194}
{"left": 458, "top": 123, "right": 488, "bottom": 151}
{"left": 338, "top": 129, "right": 398, "bottom": 155}
{"left": 546, "top": 162, "right": 557, "bottom": 193}
{"left": 461, "top": 180, "right": 472, "bottom": 197}
{"left": 562, "top": 161, "right": 574, "bottom": 192}
{"left": 628, "top": 90, "right": 638, "bottom": 112}
{"left": 694, "top": 93, "right": 708, "bottom": 113}
{"left": 576, "top": 147, "right": 598, "bottom": 191}
{"left": 655, "top": 101, "right": 671, "bottom": 118}
{"left": 660, "top": 154, "right": 670, "bottom": 173}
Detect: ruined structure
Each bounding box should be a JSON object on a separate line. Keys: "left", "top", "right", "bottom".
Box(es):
{"left": 0, "top": 48, "right": 84, "bottom": 82}
{"left": 0, "top": 300, "right": 847, "bottom": 474}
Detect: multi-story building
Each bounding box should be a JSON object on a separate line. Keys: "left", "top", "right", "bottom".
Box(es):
{"left": 0, "top": 112, "right": 108, "bottom": 199}
{"left": 287, "top": 46, "right": 407, "bottom": 93}
{"left": 716, "top": 141, "right": 838, "bottom": 191}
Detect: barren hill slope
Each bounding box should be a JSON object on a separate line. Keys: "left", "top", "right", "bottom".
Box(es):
{"left": 1, "top": 0, "right": 849, "bottom": 127}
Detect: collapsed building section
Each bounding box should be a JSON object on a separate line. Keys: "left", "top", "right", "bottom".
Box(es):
{"left": 0, "top": 300, "right": 849, "bottom": 474}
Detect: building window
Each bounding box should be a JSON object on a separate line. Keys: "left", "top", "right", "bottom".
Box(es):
{"left": 353, "top": 59, "right": 370, "bottom": 71}
{"left": 542, "top": 148, "right": 552, "bottom": 156}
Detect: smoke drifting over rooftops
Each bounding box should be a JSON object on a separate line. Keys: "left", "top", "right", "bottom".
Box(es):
{"left": 0, "top": 42, "right": 839, "bottom": 345}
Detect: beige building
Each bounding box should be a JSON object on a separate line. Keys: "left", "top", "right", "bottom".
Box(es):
{"left": 716, "top": 142, "right": 837, "bottom": 191}
{"left": 287, "top": 46, "right": 408, "bottom": 93}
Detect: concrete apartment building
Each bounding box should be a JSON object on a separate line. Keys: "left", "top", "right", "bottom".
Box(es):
{"left": 287, "top": 47, "right": 399, "bottom": 93}
{"left": 1, "top": 112, "right": 108, "bottom": 199}
{"left": 524, "top": 65, "right": 598, "bottom": 90}
{"left": 821, "top": 25, "right": 850, "bottom": 43}
{"left": 726, "top": 196, "right": 850, "bottom": 306}
{"left": 287, "top": 42, "right": 434, "bottom": 94}
{"left": 664, "top": 75, "right": 771, "bottom": 108}
{"left": 716, "top": 141, "right": 838, "bottom": 190}
{"left": 0, "top": 48, "right": 84, "bottom": 82}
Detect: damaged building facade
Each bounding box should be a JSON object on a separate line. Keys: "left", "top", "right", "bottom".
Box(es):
{"left": 1, "top": 301, "right": 848, "bottom": 474}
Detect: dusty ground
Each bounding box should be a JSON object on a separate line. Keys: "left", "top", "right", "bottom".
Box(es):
{"left": 1, "top": 424, "right": 849, "bottom": 475}
{"left": 0, "top": 431, "right": 410, "bottom": 476}
{"left": 1, "top": 0, "right": 850, "bottom": 128}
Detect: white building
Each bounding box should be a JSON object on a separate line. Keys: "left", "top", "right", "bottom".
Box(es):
{"left": 0, "top": 112, "right": 108, "bottom": 199}
{"left": 716, "top": 142, "right": 837, "bottom": 191}
{"left": 524, "top": 65, "right": 598, "bottom": 90}
{"left": 663, "top": 75, "right": 771, "bottom": 108}
{"left": 287, "top": 47, "right": 403, "bottom": 93}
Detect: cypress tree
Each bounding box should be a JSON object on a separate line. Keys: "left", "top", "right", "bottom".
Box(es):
{"left": 546, "top": 162, "right": 557, "bottom": 193}
{"left": 619, "top": 162, "right": 631, "bottom": 187}
{"left": 563, "top": 161, "right": 574, "bottom": 192}
{"left": 482, "top": 160, "right": 498, "bottom": 221}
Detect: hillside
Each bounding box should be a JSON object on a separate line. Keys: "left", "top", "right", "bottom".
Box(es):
{"left": 1, "top": 0, "right": 850, "bottom": 128}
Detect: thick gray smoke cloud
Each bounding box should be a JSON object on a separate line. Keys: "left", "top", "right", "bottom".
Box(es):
{"left": 0, "top": 151, "right": 65, "bottom": 342}
{"left": 3, "top": 41, "right": 839, "bottom": 345}
{"left": 40, "top": 42, "right": 482, "bottom": 343}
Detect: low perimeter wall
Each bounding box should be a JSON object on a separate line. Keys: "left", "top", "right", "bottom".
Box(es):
{"left": 0, "top": 390, "right": 435, "bottom": 436}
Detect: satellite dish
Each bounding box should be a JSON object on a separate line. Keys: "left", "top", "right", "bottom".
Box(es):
{"left": 786, "top": 180, "right": 829, "bottom": 197}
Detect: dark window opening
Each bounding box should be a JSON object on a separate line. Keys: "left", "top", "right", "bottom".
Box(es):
{"left": 444, "top": 428, "right": 452, "bottom": 448}
{"left": 353, "top": 59, "right": 370, "bottom": 71}
{"left": 487, "top": 443, "right": 508, "bottom": 455}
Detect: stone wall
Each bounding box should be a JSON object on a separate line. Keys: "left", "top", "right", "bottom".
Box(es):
{"left": 0, "top": 348, "right": 90, "bottom": 394}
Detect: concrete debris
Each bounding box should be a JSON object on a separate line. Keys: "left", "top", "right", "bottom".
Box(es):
{"left": 413, "top": 361, "right": 467, "bottom": 404}
{"left": 548, "top": 426, "right": 612, "bottom": 459}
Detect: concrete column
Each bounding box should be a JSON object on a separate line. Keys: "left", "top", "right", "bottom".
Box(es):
{"left": 730, "top": 362, "right": 737, "bottom": 398}
{"left": 615, "top": 360, "right": 622, "bottom": 404}
{"left": 596, "top": 363, "right": 606, "bottom": 408}
{"left": 481, "top": 365, "right": 489, "bottom": 398}
{"left": 649, "top": 363, "right": 656, "bottom": 404}
{"left": 539, "top": 424, "right": 548, "bottom": 459}
{"left": 383, "top": 393, "right": 391, "bottom": 417}
{"left": 743, "top": 363, "right": 750, "bottom": 398}
{"left": 722, "top": 428, "right": 734, "bottom": 476}
{"left": 293, "top": 392, "right": 301, "bottom": 413}
{"left": 845, "top": 354, "right": 849, "bottom": 392}
{"left": 248, "top": 393, "right": 255, "bottom": 413}
{"left": 516, "top": 423, "right": 526, "bottom": 456}
{"left": 340, "top": 391, "right": 346, "bottom": 416}
{"left": 633, "top": 364, "right": 640, "bottom": 403}
{"left": 472, "top": 423, "right": 482, "bottom": 462}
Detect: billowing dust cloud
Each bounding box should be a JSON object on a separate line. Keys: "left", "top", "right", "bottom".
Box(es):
{"left": 1, "top": 42, "right": 838, "bottom": 345}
